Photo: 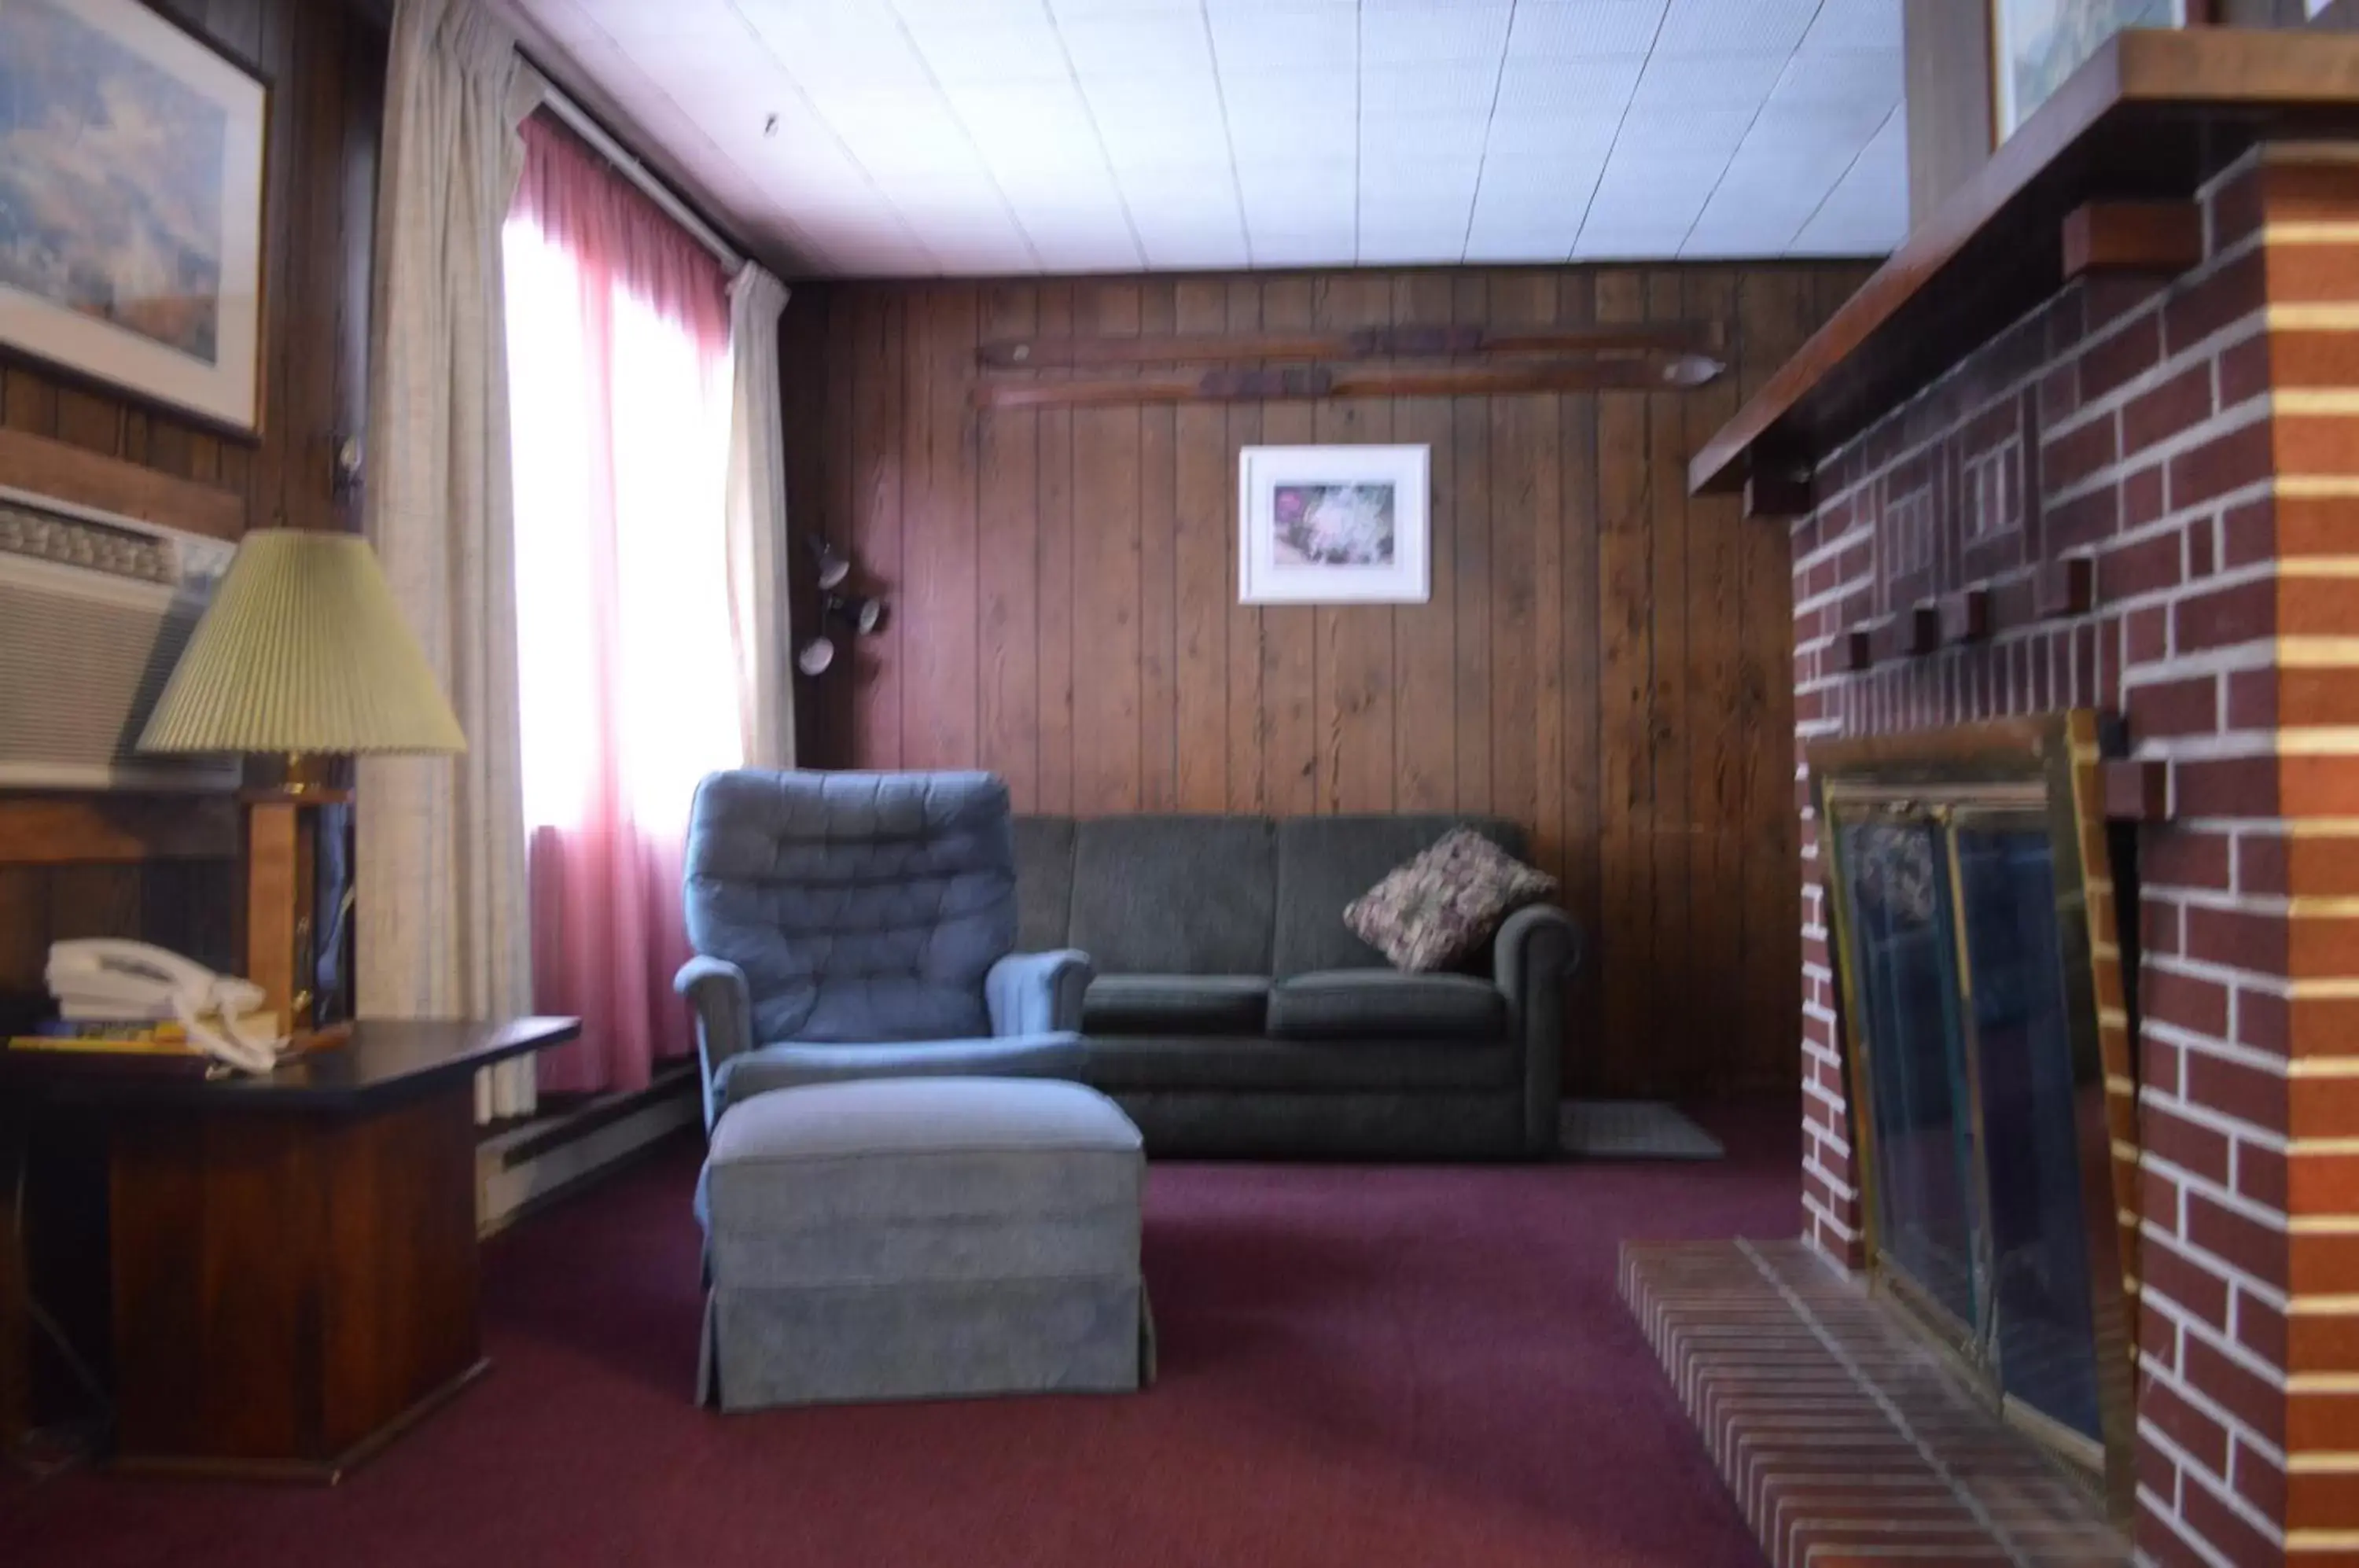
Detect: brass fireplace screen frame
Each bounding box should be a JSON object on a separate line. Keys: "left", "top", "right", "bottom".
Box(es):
{"left": 1809, "top": 712, "right": 2138, "bottom": 1521}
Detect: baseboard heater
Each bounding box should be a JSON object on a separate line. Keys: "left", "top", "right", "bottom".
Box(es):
{"left": 475, "top": 1064, "right": 699, "bottom": 1237}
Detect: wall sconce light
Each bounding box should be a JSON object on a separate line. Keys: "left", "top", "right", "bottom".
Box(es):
{"left": 796, "top": 590, "right": 889, "bottom": 678}
{"left": 808, "top": 535, "right": 852, "bottom": 592}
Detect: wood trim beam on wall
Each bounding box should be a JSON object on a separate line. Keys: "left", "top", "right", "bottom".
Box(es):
{"left": 969, "top": 354, "right": 1726, "bottom": 409}
{"left": 975, "top": 322, "right": 1724, "bottom": 368}
{"left": 0, "top": 429, "right": 245, "bottom": 541}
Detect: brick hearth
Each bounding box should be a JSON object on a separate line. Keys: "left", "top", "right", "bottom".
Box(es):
{"left": 1621, "top": 1240, "right": 2128, "bottom": 1566}
{"left": 1783, "top": 145, "right": 2359, "bottom": 1565}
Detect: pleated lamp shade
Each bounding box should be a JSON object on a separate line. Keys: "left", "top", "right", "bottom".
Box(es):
{"left": 139, "top": 529, "right": 466, "bottom": 756}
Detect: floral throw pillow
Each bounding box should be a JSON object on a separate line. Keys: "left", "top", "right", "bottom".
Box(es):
{"left": 1344, "top": 829, "right": 1559, "bottom": 974}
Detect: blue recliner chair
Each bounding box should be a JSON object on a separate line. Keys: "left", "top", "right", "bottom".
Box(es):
{"left": 674, "top": 770, "right": 1093, "bottom": 1130}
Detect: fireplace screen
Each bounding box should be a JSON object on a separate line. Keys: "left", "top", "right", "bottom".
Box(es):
{"left": 1814, "top": 715, "right": 2136, "bottom": 1515}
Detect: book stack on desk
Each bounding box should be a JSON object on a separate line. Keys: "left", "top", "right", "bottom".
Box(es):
{"left": 6, "top": 1019, "right": 218, "bottom": 1072}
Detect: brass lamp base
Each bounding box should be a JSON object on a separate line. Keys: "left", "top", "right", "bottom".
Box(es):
{"left": 241, "top": 766, "right": 354, "bottom": 1038}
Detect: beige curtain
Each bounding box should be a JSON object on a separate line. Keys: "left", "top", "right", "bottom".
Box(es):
{"left": 358, "top": 0, "right": 539, "bottom": 1121}
{"left": 723, "top": 266, "right": 796, "bottom": 770}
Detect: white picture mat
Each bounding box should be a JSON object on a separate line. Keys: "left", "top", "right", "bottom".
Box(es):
{"left": 1238, "top": 444, "right": 1430, "bottom": 605}
{"left": 0, "top": 0, "right": 267, "bottom": 432}
{"left": 1990, "top": 0, "right": 2185, "bottom": 141}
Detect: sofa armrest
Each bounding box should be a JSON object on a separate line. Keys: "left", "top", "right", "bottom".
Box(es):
{"left": 1493, "top": 905, "right": 1584, "bottom": 1157}
{"left": 986, "top": 949, "right": 1095, "bottom": 1037}
{"left": 675, "top": 955, "right": 755, "bottom": 1132}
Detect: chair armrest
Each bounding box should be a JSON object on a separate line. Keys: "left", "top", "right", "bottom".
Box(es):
{"left": 986, "top": 949, "right": 1095, "bottom": 1036}
{"left": 675, "top": 955, "right": 754, "bottom": 1132}
{"left": 1493, "top": 905, "right": 1584, "bottom": 1158}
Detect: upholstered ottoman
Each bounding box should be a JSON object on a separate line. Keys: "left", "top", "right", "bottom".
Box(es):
{"left": 698, "top": 1076, "right": 1152, "bottom": 1410}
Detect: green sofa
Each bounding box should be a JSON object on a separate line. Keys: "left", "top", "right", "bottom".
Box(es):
{"left": 1014, "top": 813, "right": 1582, "bottom": 1161}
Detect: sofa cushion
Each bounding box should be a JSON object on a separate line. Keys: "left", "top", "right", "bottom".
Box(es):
{"left": 1345, "top": 827, "right": 1559, "bottom": 972}
{"left": 1080, "top": 1032, "right": 1519, "bottom": 1093}
{"left": 1272, "top": 815, "right": 1525, "bottom": 976}
{"left": 1267, "top": 970, "right": 1506, "bottom": 1040}
{"left": 1083, "top": 974, "right": 1270, "bottom": 1035}
{"left": 1013, "top": 816, "right": 1076, "bottom": 951}
{"left": 1070, "top": 815, "right": 1276, "bottom": 974}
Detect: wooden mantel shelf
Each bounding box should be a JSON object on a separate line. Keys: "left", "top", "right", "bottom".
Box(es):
{"left": 1689, "top": 28, "right": 2359, "bottom": 498}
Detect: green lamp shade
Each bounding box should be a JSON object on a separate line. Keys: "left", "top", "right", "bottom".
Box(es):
{"left": 139, "top": 529, "right": 466, "bottom": 756}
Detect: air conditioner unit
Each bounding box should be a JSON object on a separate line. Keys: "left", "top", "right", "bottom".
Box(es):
{"left": 0, "top": 485, "right": 240, "bottom": 791}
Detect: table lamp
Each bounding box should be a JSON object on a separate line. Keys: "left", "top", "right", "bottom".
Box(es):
{"left": 138, "top": 529, "right": 466, "bottom": 1040}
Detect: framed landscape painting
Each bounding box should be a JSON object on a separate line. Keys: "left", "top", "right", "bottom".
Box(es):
{"left": 0, "top": 0, "right": 269, "bottom": 434}
{"left": 1992, "top": 0, "right": 2185, "bottom": 141}
{"left": 1238, "top": 445, "right": 1430, "bottom": 605}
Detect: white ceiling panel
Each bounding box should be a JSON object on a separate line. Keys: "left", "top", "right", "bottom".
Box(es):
{"left": 1363, "top": 188, "right": 1474, "bottom": 232}
{"left": 1224, "top": 90, "right": 1360, "bottom": 162}
{"left": 947, "top": 85, "right": 1110, "bottom": 175}
{"left": 1057, "top": 13, "right": 1218, "bottom": 77}
{"left": 1796, "top": 105, "right": 1906, "bottom": 254}
{"left": 1683, "top": 207, "right": 1807, "bottom": 258}
{"left": 1573, "top": 222, "right": 1697, "bottom": 259}
{"left": 1139, "top": 231, "right": 1254, "bottom": 270}
{"left": 1492, "top": 57, "right": 1644, "bottom": 117}
{"left": 1362, "top": 2, "right": 1511, "bottom": 64}
{"left": 731, "top": 2, "right": 934, "bottom": 94}
{"left": 1465, "top": 225, "right": 1581, "bottom": 263}
{"left": 1360, "top": 64, "right": 1498, "bottom": 118}
{"left": 1653, "top": 0, "right": 1820, "bottom": 55}
{"left": 994, "top": 159, "right": 1129, "bottom": 210}
{"left": 1629, "top": 53, "right": 1786, "bottom": 116}
{"left": 1357, "top": 230, "right": 1472, "bottom": 265}
{"left": 1584, "top": 144, "right": 1730, "bottom": 230}
{"left": 1364, "top": 154, "right": 1486, "bottom": 197}
{"left": 1770, "top": 47, "right": 1904, "bottom": 111}
{"left": 1614, "top": 106, "right": 1758, "bottom": 160}
{"left": 1250, "top": 237, "right": 1356, "bottom": 270}
{"left": 1507, "top": 1, "right": 1669, "bottom": 57}
{"left": 500, "top": 0, "right": 1904, "bottom": 277}
{"left": 1800, "top": 0, "right": 1905, "bottom": 50}
{"left": 1362, "top": 114, "right": 1490, "bottom": 165}
{"left": 1207, "top": 7, "right": 1360, "bottom": 77}
{"left": 896, "top": 10, "right": 1068, "bottom": 84}
{"left": 1481, "top": 111, "right": 1624, "bottom": 161}
{"left": 1476, "top": 162, "right": 1609, "bottom": 223}
{"left": 1051, "top": 0, "right": 1202, "bottom": 15}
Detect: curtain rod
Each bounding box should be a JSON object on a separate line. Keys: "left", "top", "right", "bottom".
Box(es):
{"left": 535, "top": 79, "right": 745, "bottom": 274}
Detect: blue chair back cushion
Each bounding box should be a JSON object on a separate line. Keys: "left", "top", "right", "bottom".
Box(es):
{"left": 683, "top": 771, "right": 1018, "bottom": 1045}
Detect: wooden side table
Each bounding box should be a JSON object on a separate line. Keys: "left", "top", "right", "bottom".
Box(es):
{"left": 3, "top": 1017, "right": 578, "bottom": 1481}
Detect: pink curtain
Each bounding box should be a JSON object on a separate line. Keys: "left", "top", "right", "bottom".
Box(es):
{"left": 503, "top": 116, "right": 737, "bottom": 1095}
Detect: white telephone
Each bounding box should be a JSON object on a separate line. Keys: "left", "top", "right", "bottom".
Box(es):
{"left": 45, "top": 940, "right": 288, "bottom": 1074}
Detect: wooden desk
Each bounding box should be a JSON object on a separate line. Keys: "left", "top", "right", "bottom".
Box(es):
{"left": 3, "top": 1017, "right": 578, "bottom": 1481}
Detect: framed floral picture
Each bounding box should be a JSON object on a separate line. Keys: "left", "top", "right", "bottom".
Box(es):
{"left": 0, "top": 0, "right": 270, "bottom": 434}
{"left": 1238, "top": 444, "right": 1430, "bottom": 605}
{"left": 1991, "top": 0, "right": 2186, "bottom": 142}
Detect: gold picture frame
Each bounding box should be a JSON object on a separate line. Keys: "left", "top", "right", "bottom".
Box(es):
{"left": 1990, "top": 0, "right": 2188, "bottom": 143}
{"left": 0, "top": 0, "right": 272, "bottom": 436}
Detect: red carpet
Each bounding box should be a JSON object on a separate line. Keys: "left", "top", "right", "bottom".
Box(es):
{"left": 2, "top": 1104, "right": 1799, "bottom": 1568}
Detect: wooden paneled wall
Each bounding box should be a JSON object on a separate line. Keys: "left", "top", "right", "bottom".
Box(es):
{"left": 781, "top": 261, "right": 1872, "bottom": 1099}
{"left": 0, "top": 0, "right": 388, "bottom": 1442}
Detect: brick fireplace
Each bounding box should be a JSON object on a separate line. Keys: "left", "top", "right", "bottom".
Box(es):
{"left": 1787, "top": 144, "right": 2359, "bottom": 1566}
